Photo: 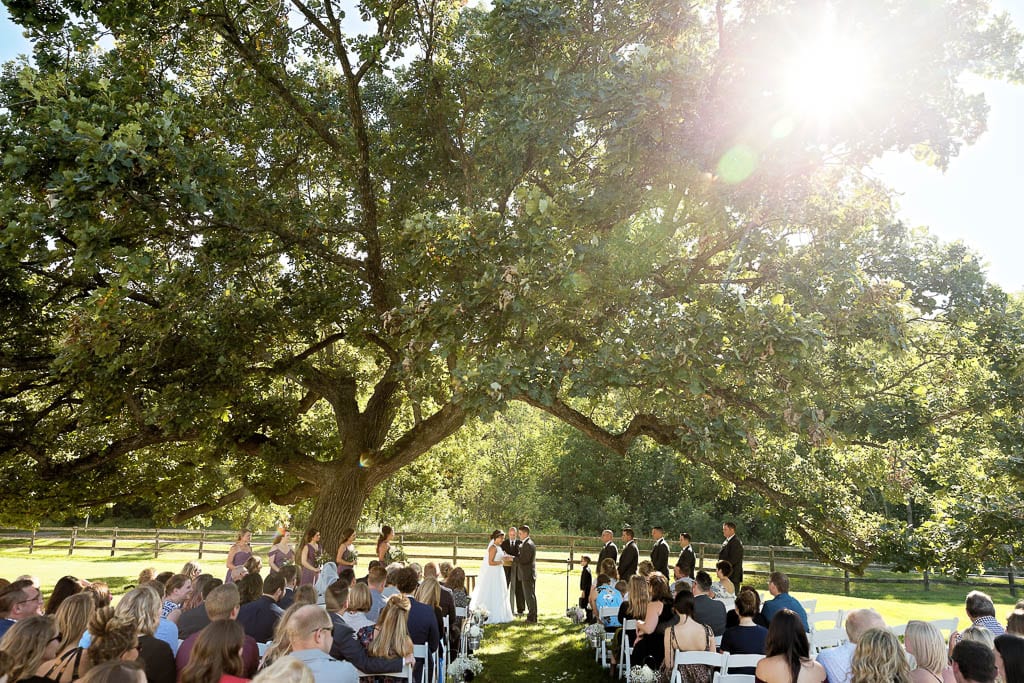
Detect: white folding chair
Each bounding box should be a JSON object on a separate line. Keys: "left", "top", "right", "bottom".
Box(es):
{"left": 357, "top": 662, "right": 413, "bottom": 681}
{"left": 715, "top": 635, "right": 723, "bottom": 649}
{"left": 442, "top": 615, "right": 451, "bottom": 668}
{"left": 811, "top": 627, "right": 846, "bottom": 654}
{"left": 670, "top": 651, "right": 727, "bottom": 683}
{"left": 598, "top": 606, "right": 619, "bottom": 668}
{"left": 799, "top": 599, "right": 817, "bottom": 614}
{"left": 723, "top": 654, "right": 764, "bottom": 672}
{"left": 715, "top": 675, "right": 755, "bottom": 683}
{"left": 929, "top": 618, "right": 959, "bottom": 640}
{"left": 617, "top": 619, "right": 637, "bottom": 680}
{"left": 808, "top": 610, "right": 845, "bottom": 632}
{"left": 412, "top": 643, "right": 438, "bottom": 683}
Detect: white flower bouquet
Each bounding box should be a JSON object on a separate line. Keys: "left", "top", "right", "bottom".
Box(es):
{"left": 584, "top": 622, "right": 605, "bottom": 648}
{"left": 566, "top": 606, "right": 586, "bottom": 624}
{"left": 448, "top": 655, "right": 484, "bottom": 681}
{"left": 629, "top": 665, "right": 663, "bottom": 683}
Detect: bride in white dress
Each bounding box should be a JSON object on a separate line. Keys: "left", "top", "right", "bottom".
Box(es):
{"left": 469, "top": 530, "right": 514, "bottom": 623}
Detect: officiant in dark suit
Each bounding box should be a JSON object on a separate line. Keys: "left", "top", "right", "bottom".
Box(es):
{"left": 718, "top": 521, "right": 744, "bottom": 589}
{"left": 650, "top": 526, "right": 670, "bottom": 577}
{"left": 501, "top": 525, "right": 524, "bottom": 615}
{"left": 597, "top": 529, "right": 617, "bottom": 565}
{"left": 618, "top": 526, "right": 639, "bottom": 580}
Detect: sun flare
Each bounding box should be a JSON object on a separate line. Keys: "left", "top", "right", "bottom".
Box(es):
{"left": 781, "top": 22, "right": 875, "bottom": 124}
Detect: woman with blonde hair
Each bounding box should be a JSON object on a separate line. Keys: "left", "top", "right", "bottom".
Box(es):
{"left": 610, "top": 575, "right": 649, "bottom": 668}
{"left": 268, "top": 530, "right": 294, "bottom": 573}
{"left": 179, "top": 620, "right": 248, "bottom": 683}
{"left": 0, "top": 615, "right": 62, "bottom": 683}
{"left": 851, "top": 628, "right": 911, "bottom": 683}
{"left": 252, "top": 655, "right": 315, "bottom": 683}
{"left": 260, "top": 602, "right": 305, "bottom": 667}
{"left": 112, "top": 586, "right": 175, "bottom": 683}
{"left": 343, "top": 583, "right": 376, "bottom": 632}
{"left": 180, "top": 562, "right": 203, "bottom": 581}
{"left": 86, "top": 608, "right": 139, "bottom": 667}
{"left": 226, "top": 529, "right": 254, "bottom": 584}
{"left": 904, "top": 621, "right": 955, "bottom": 683}
{"left": 358, "top": 595, "right": 415, "bottom": 683}
{"left": 77, "top": 661, "right": 145, "bottom": 683}
{"left": 38, "top": 593, "right": 95, "bottom": 681}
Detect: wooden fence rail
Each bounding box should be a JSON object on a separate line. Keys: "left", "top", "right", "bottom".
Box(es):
{"left": 0, "top": 527, "right": 1015, "bottom": 597}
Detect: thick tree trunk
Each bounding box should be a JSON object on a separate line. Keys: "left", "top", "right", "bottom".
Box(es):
{"left": 307, "top": 464, "right": 370, "bottom": 561}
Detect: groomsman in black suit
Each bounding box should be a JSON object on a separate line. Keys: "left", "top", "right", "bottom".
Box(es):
{"left": 597, "top": 529, "right": 617, "bottom": 565}
{"left": 718, "top": 521, "right": 744, "bottom": 589}
{"left": 676, "top": 532, "right": 696, "bottom": 579}
{"left": 618, "top": 526, "right": 639, "bottom": 580}
{"left": 650, "top": 526, "right": 670, "bottom": 577}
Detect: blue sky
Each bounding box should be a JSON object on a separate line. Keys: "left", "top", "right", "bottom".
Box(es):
{"left": 2, "top": 3, "right": 1021, "bottom": 292}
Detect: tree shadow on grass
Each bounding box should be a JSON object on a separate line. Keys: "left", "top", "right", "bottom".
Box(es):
{"left": 474, "top": 616, "right": 606, "bottom": 682}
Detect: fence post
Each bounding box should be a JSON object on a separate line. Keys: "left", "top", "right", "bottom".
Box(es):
{"left": 198, "top": 529, "right": 206, "bottom": 560}
{"left": 923, "top": 569, "right": 930, "bottom": 592}
{"left": 154, "top": 529, "right": 161, "bottom": 559}
{"left": 769, "top": 546, "right": 776, "bottom": 574}
{"left": 453, "top": 535, "right": 458, "bottom": 565}
{"left": 110, "top": 528, "right": 118, "bottom": 557}
{"left": 29, "top": 529, "right": 36, "bottom": 554}
{"left": 68, "top": 526, "right": 78, "bottom": 556}
{"left": 698, "top": 543, "right": 705, "bottom": 571}
{"left": 843, "top": 569, "right": 850, "bottom": 595}
{"left": 1008, "top": 561, "right": 1016, "bottom": 598}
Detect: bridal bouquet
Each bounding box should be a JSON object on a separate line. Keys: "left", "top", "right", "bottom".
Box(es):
{"left": 448, "top": 655, "right": 483, "bottom": 681}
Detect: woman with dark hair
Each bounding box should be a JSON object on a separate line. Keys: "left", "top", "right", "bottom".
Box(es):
{"left": 179, "top": 620, "right": 248, "bottom": 683}
{"left": 181, "top": 575, "right": 214, "bottom": 614}
{"left": 629, "top": 575, "right": 675, "bottom": 671}
{"left": 45, "top": 577, "right": 85, "bottom": 616}
{"left": 78, "top": 661, "right": 145, "bottom": 683}
{"left": 713, "top": 561, "right": 736, "bottom": 601}
{"left": 268, "top": 530, "right": 294, "bottom": 573}
{"left": 336, "top": 528, "right": 358, "bottom": 569}
{"left": 237, "top": 573, "right": 264, "bottom": 606}
{"left": 39, "top": 592, "right": 95, "bottom": 681}
{"left": 376, "top": 526, "right": 395, "bottom": 565}
{"left": 297, "top": 529, "right": 322, "bottom": 586}
{"left": 662, "top": 590, "right": 716, "bottom": 683}
{"left": 721, "top": 589, "right": 768, "bottom": 656}
{"left": 225, "top": 530, "right": 253, "bottom": 584}
{"left": 727, "top": 586, "right": 769, "bottom": 629}
{"left": 995, "top": 634, "right": 1024, "bottom": 683}
{"left": 755, "top": 610, "right": 825, "bottom": 683}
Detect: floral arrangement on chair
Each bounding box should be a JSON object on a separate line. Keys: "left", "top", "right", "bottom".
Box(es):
{"left": 566, "top": 606, "right": 586, "bottom": 624}
{"left": 584, "top": 622, "right": 605, "bottom": 648}
{"left": 629, "top": 665, "right": 664, "bottom": 683}
{"left": 465, "top": 623, "right": 484, "bottom": 650}
{"left": 471, "top": 606, "right": 489, "bottom": 624}
{"left": 448, "top": 654, "right": 483, "bottom": 681}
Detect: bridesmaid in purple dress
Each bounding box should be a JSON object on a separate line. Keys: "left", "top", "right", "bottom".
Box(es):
{"left": 298, "top": 528, "right": 322, "bottom": 586}
{"left": 225, "top": 529, "right": 252, "bottom": 584}
{"left": 268, "top": 529, "right": 295, "bottom": 573}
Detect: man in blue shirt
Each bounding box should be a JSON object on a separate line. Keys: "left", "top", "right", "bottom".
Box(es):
{"left": 761, "top": 572, "right": 809, "bottom": 631}
{"left": 0, "top": 581, "right": 42, "bottom": 640}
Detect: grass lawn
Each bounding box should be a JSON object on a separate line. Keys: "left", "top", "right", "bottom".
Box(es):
{"left": 3, "top": 548, "right": 1021, "bottom": 681}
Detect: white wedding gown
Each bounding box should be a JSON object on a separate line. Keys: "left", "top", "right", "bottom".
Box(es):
{"left": 469, "top": 541, "right": 514, "bottom": 623}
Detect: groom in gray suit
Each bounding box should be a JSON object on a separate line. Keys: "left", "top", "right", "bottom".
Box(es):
{"left": 513, "top": 525, "right": 538, "bottom": 623}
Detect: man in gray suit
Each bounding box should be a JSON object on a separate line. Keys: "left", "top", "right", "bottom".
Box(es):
{"left": 514, "top": 525, "right": 538, "bottom": 623}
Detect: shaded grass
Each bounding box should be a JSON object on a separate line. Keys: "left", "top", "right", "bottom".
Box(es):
{"left": 473, "top": 616, "right": 605, "bottom": 683}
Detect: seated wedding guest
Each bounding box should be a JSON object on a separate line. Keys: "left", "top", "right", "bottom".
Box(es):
{"left": 593, "top": 574, "right": 623, "bottom": 632}
{"left": 762, "top": 572, "right": 809, "bottom": 631}
{"left": 78, "top": 660, "right": 145, "bottom": 683}
{"left": 251, "top": 655, "right": 315, "bottom": 683}
{"left": 662, "top": 590, "right": 716, "bottom": 683}
{"left": 84, "top": 583, "right": 112, "bottom": 610}
{"left": 692, "top": 571, "right": 727, "bottom": 636}
{"left": 45, "top": 577, "right": 85, "bottom": 616}
{"left": 294, "top": 585, "right": 318, "bottom": 607}
{"left": 409, "top": 564, "right": 423, "bottom": 583}
{"left": 994, "top": 634, "right": 1023, "bottom": 683}
{"left": 357, "top": 595, "right": 415, "bottom": 683}
{"left": 952, "top": 591, "right": 1005, "bottom": 649}
{"left": 368, "top": 566, "right": 391, "bottom": 621}
{"left": 638, "top": 561, "right": 655, "bottom": 578}
{"left": 672, "top": 566, "right": 695, "bottom": 595}
{"left": 176, "top": 584, "right": 259, "bottom": 678}
{"left": 599, "top": 558, "right": 619, "bottom": 582}
{"left": 160, "top": 574, "right": 192, "bottom": 623}
{"left": 279, "top": 566, "right": 299, "bottom": 609}
{"left": 179, "top": 620, "right": 249, "bottom": 683}
{"left": 721, "top": 589, "right": 770, "bottom": 661}
{"left": 154, "top": 572, "right": 174, "bottom": 586}
{"left": 1007, "top": 610, "right": 1024, "bottom": 636}
{"left": 269, "top": 529, "right": 295, "bottom": 574}
{"left": 816, "top": 609, "right": 886, "bottom": 683}
{"left": 630, "top": 575, "right": 675, "bottom": 672}
{"left": 960, "top": 626, "right": 996, "bottom": 651}
{"left": 136, "top": 569, "right": 155, "bottom": 587}
{"left": 244, "top": 557, "right": 263, "bottom": 579}
{"left": 726, "top": 587, "right": 769, "bottom": 629}
{"left": 413, "top": 578, "right": 445, "bottom": 652}
{"left": 237, "top": 572, "right": 285, "bottom": 644}
{"left": 261, "top": 603, "right": 305, "bottom": 668}
{"left": 112, "top": 586, "right": 175, "bottom": 683}
{"left": 87, "top": 608, "right": 140, "bottom": 666}
{"left": 226, "top": 530, "right": 254, "bottom": 584}
{"left": 0, "top": 615, "right": 62, "bottom": 683}
{"left": 393, "top": 567, "right": 438, "bottom": 682}
{"left": 180, "top": 575, "right": 212, "bottom": 615}
{"left": 357, "top": 561, "right": 380, "bottom": 586}
{"left": 755, "top": 610, "right": 826, "bottom": 683}
{"left": 177, "top": 578, "right": 222, "bottom": 639}
{"left": 381, "top": 566, "right": 401, "bottom": 599}
{"left": 39, "top": 592, "right": 95, "bottom": 682}
{"left": 287, "top": 605, "right": 358, "bottom": 683}
{"left": 326, "top": 582, "right": 404, "bottom": 675}
{"left": 611, "top": 575, "right": 649, "bottom": 669}
{"left": 713, "top": 562, "right": 736, "bottom": 600}
{"left": 0, "top": 580, "right": 42, "bottom": 641}
{"left": 439, "top": 563, "right": 453, "bottom": 582}
{"left": 341, "top": 583, "right": 376, "bottom": 632}
{"left": 337, "top": 566, "right": 357, "bottom": 588}
{"left": 180, "top": 562, "right": 203, "bottom": 582}
{"left": 905, "top": 621, "right": 956, "bottom": 683}
{"left": 850, "top": 628, "right": 910, "bottom": 683}
{"left": 314, "top": 563, "right": 338, "bottom": 605}
{"left": 951, "top": 640, "right": 998, "bottom": 683}
{"left": 422, "top": 564, "right": 455, "bottom": 632}
{"left": 237, "top": 574, "right": 264, "bottom": 606}
{"left": 134, "top": 581, "right": 179, "bottom": 654}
